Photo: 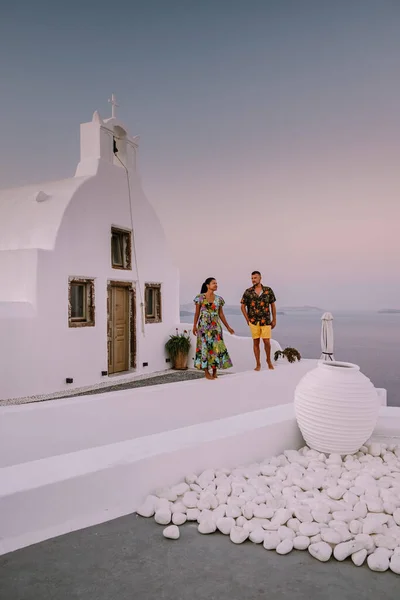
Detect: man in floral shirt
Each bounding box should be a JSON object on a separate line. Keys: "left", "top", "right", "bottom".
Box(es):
{"left": 241, "top": 271, "right": 277, "bottom": 371}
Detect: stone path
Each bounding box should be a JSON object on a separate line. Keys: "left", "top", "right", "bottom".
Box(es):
{"left": 60, "top": 369, "right": 210, "bottom": 399}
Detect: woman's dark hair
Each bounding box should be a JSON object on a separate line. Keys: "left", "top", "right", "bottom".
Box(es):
{"left": 201, "top": 277, "right": 216, "bottom": 294}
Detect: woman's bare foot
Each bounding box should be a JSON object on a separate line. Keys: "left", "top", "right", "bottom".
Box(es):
{"left": 267, "top": 361, "right": 275, "bottom": 370}
{"left": 205, "top": 369, "right": 213, "bottom": 380}
{"left": 254, "top": 364, "right": 261, "bottom": 371}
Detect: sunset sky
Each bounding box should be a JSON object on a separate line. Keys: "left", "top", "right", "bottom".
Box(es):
{"left": 1, "top": 0, "right": 399, "bottom": 310}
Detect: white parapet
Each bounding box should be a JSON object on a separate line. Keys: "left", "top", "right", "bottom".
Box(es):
{"left": 0, "top": 361, "right": 393, "bottom": 557}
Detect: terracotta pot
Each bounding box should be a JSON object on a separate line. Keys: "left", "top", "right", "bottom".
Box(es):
{"left": 294, "top": 360, "right": 380, "bottom": 455}
{"left": 173, "top": 351, "right": 188, "bottom": 370}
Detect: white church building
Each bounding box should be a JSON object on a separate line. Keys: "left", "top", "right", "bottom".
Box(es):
{"left": 0, "top": 97, "right": 180, "bottom": 401}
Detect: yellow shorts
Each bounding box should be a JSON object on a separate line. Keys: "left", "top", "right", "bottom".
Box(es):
{"left": 249, "top": 322, "right": 271, "bottom": 340}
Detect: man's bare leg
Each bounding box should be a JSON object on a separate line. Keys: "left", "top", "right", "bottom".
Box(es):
{"left": 253, "top": 338, "right": 261, "bottom": 370}
{"left": 263, "top": 339, "right": 274, "bottom": 370}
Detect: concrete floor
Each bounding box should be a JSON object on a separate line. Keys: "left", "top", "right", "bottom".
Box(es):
{"left": 1, "top": 514, "right": 398, "bottom": 600}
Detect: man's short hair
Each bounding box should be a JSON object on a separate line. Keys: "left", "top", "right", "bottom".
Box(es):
{"left": 251, "top": 271, "right": 261, "bottom": 276}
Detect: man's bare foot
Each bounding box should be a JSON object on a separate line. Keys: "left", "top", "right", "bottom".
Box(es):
{"left": 254, "top": 364, "right": 261, "bottom": 371}
{"left": 267, "top": 362, "right": 275, "bottom": 370}
{"left": 205, "top": 370, "right": 213, "bottom": 380}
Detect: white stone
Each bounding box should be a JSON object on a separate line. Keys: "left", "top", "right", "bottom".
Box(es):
{"left": 311, "top": 511, "right": 332, "bottom": 525}
{"left": 287, "top": 518, "right": 301, "bottom": 532}
{"left": 185, "top": 474, "right": 197, "bottom": 485}
{"left": 349, "top": 486, "right": 364, "bottom": 497}
{"left": 310, "top": 534, "right": 322, "bottom": 543}
{"left": 249, "top": 527, "right": 266, "bottom": 544}
{"left": 368, "top": 443, "right": 382, "bottom": 457}
{"left": 198, "top": 509, "right": 213, "bottom": 523}
{"left": 327, "top": 453, "right": 343, "bottom": 466}
{"left": 171, "top": 501, "right": 187, "bottom": 515}
{"left": 171, "top": 481, "right": 189, "bottom": 496}
{"left": 182, "top": 492, "right": 198, "bottom": 508}
{"left": 321, "top": 528, "right": 342, "bottom": 545}
{"left": 332, "top": 510, "right": 355, "bottom": 523}
{"left": 308, "top": 542, "right": 332, "bottom": 562}
{"left": 163, "top": 525, "right": 180, "bottom": 540}
{"left": 354, "top": 533, "right": 375, "bottom": 552}
{"left": 353, "top": 501, "right": 368, "bottom": 519}
{"left": 271, "top": 508, "right": 292, "bottom": 526}
{"left": 154, "top": 509, "right": 172, "bottom": 525}
{"left": 254, "top": 504, "right": 274, "bottom": 519}
{"left": 278, "top": 526, "right": 295, "bottom": 541}
{"left": 367, "top": 551, "right": 390, "bottom": 572}
{"left": 230, "top": 526, "right": 249, "bottom": 544}
{"left": 326, "top": 486, "right": 346, "bottom": 500}
{"left": 242, "top": 504, "right": 254, "bottom": 520}
{"left": 156, "top": 487, "right": 177, "bottom": 501}
{"left": 198, "top": 519, "right": 217, "bottom": 534}
{"left": 197, "top": 469, "right": 215, "bottom": 488}
{"left": 366, "top": 498, "right": 384, "bottom": 513}
{"left": 136, "top": 495, "right": 157, "bottom": 518}
{"left": 294, "top": 508, "right": 313, "bottom": 523}
{"left": 293, "top": 536, "right": 310, "bottom": 550}
{"left": 352, "top": 549, "right": 368, "bottom": 566}
{"left": 373, "top": 534, "right": 398, "bottom": 550}
{"left": 299, "top": 522, "right": 320, "bottom": 537}
{"left": 393, "top": 509, "right": 400, "bottom": 526}
{"left": 362, "top": 520, "right": 384, "bottom": 535}
{"left": 276, "top": 539, "right": 294, "bottom": 555}
{"left": 216, "top": 517, "right": 235, "bottom": 535}
{"left": 349, "top": 520, "right": 362, "bottom": 535}
{"left": 186, "top": 508, "right": 200, "bottom": 521}
{"left": 263, "top": 532, "right": 281, "bottom": 550}
{"left": 334, "top": 540, "right": 365, "bottom": 561}
{"left": 226, "top": 505, "right": 242, "bottom": 519}
{"left": 390, "top": 554, "right": 400, "bottom": 575}
{"left": 172, "top": 512, "right": 187, "bottom": 526}
{"left": 211, "top": 505, "right": 226, "bottom": 521}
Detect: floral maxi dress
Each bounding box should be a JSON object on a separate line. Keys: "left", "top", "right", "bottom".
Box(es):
{"left": 193, "top": 294, "right": 233, "bottom": 370}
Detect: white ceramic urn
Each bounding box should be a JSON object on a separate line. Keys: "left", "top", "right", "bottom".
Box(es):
{"left": 294, "top": 360, "right": 380, "bottom": 455}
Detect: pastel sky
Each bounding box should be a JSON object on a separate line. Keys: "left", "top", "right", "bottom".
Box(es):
{"left": 1, "top": 0, "right": 399, "bottom": 310}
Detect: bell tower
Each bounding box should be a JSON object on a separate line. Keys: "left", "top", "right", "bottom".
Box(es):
{"left": 75, "top": 95, "right": 139, "bottom": 176}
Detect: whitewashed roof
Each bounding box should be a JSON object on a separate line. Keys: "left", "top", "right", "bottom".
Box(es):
{"left": 0, "top": 176, "right": 90, "bottom": 251}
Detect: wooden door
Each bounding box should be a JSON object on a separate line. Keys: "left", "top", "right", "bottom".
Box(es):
{"left": 108, "top": 285, "right": 130, "bottom": 374}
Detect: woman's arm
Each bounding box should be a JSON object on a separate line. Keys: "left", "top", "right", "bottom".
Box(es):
{"left": 219, "top": 307, "right": 234, "bottom": 334}
{"left": 192, "top": 304, "right": 201, "bottom": 336}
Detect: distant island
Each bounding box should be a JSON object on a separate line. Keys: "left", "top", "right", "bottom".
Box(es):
{"left": 180, "top": 305, "right": 285, "bottom": 316}
{"left": 378, "top": 309, "right": 400, "bottom": 314}
{"left": 280, "top": 305, "right": 323, "bottom": 312}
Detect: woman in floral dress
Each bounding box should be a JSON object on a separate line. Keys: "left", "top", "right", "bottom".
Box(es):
{"left": 192, "top": 277, "right": 234, "bottom": 379}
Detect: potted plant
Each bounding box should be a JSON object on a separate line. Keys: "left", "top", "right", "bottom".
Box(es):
{"left": 274, "top": 347, "right": 301, "bottom": 363}
{"left": 165, "top": 328, "right": 192, "bottom": 370}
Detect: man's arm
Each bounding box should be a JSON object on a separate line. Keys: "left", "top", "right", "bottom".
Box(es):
{"left": 241, "top": 300, "right": 249, "bottom": 325}
{"left": 271, "top": 302, "right": 276, "bottom": 329}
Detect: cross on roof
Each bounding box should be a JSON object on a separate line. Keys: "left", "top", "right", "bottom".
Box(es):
{"left": 108, "top": 94, "right": 119, "bottom": 118}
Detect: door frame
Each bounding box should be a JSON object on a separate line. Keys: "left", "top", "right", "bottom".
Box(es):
{"left": 107, "top": 280, "right": 137, "bottom": 374}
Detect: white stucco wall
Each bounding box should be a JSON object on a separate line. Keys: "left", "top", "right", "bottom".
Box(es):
{"left": 0, "top": 116, "right": 180, "bottom": 401}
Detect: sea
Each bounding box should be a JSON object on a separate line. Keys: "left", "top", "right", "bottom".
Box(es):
{"left": 181, "top": 310, "right": 400, "bottom": 407}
